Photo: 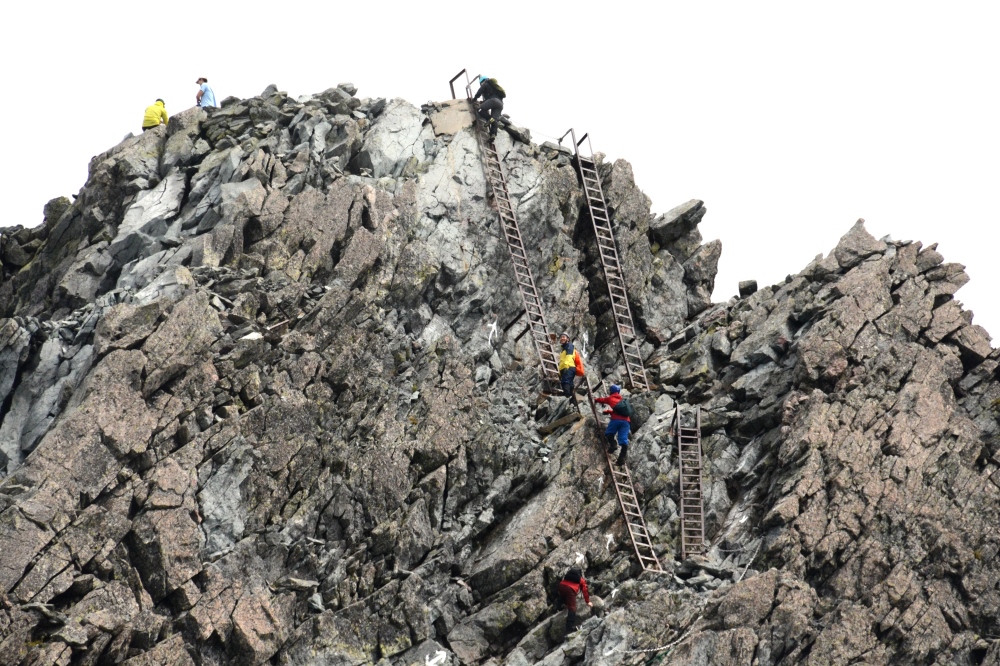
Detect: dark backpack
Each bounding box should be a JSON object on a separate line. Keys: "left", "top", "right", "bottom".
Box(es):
{"left": 612, "top": 397, "right": 634, "bottom": 418}
{"left": 489, "top": 79, "right": 506, "bottom": 99}
{"left": 565, "top": 568, "right": 582, "bottom": 584}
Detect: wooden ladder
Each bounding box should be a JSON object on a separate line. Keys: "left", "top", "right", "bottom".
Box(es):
{"left": 468, "top": 103, "right": 561, "bottom": 387}
{"left": 584, "top": 378, "right": 663, "bottom": 572}
{"left": 674, "top": 405, "right": 706, "bottom": 559}
{"left": 562, "top": 129, "right": 649, "bottom": 392}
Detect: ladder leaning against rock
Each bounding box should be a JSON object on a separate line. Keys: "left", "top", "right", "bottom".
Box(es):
{"left": 560, "top": 129, "right": 649, "bottom": 392}
{"left": 450, "top": 69, "right": 560, "bottom": 388}
{"left": 673, "top": 405, "right": 706, "bottom": 559}
{"left": 583, "top": 377, "right": 663, "bottom": 573}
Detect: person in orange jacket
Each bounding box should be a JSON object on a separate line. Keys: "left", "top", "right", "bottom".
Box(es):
{"left": 595, "top": 384, "right": 630, "bottom": 465}
{"left": 557, "top": 568, "right": 592, "bottom": 633}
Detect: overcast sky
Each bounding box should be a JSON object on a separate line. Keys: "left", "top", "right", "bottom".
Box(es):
{"left": 2, "top": 1, "right": 997, "bottom": 339}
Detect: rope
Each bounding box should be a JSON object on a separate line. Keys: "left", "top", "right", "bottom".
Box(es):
{"left": 736, "top": 541, "right": 761, "bottom": 583}
{"left": 527, "top": 128, "right": 570, "bottom": 145}
{"left": 618, "top": 626, "right": 696, "bottom": 655}
{"left": 602, "top": 614, "right": 705, "bottom": 659}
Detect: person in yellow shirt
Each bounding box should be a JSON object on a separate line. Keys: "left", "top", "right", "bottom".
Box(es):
{"left": 558, "top": 332, "right": 579, "bottom": 401}
{"left": 142, "top": 99, "right": 168, "bottom": 132}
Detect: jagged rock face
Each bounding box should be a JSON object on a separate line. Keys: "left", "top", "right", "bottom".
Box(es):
{"left": 648, "top": 221, "right": 1000, "bottom": 665}
{"left": 0, "top": 85, "right": 718, "bottom": 665}
{"left": 0, "top": 82, "right": 995, "bottom": 666}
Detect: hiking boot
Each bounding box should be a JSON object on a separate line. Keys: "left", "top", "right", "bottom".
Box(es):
{"left": 605, "top": 435, "right": 618, "bottom": 454}
{"left": 616, "top": 447, "right": 628, "bottom": 466}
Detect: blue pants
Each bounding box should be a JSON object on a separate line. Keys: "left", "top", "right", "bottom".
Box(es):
{"left": 560, "top": 368, "right": 577, "bottom": 397}
{"left": 605, "top": 419, "right": 630, "bottom": 446}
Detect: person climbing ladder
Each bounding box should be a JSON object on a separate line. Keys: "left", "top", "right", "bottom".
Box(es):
{"left": 472, "top": 75, "right": 505, "bottom": 138}
{"left": 596, "top": 384, "right": 633, "bottom": 465}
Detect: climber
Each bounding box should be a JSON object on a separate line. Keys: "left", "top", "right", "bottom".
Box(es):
{"left": 595, "top": 385, "right": 632, "bottom": 465}
{"left": 472, "top": 75, "right": 505, "bottom": 139}
{"left": 558, "top": 333, "right": 579, "bottom": 402}
{"left": 557, "top": 568, "right": 592, "bottom": 634}
{"left": 141, "top": 99, "right": 168, "bottom": 132}
{"left": 196, "top": 77, "right": 218, "bottom": 108}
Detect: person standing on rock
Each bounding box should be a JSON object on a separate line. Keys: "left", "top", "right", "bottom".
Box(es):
{"left": 558, "top": 333, "right": 580, "bottom": 402}
{"left": 595, "top": 385, "right": 632, "bottom": 465}
{"left": 196, "top": 77, "right": 218, "bottom": 108}
{"left": 472, "top": 75, "right": 505, "bottom": 139}
{"left": 141, "top": 99, "right": 168, "bottom": 131}
{"left": 558, "top": 568, "right": 592, "bottom": 634}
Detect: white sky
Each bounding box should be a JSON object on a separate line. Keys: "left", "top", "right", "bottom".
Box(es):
{"left": 2, "top": 1, "right": 997, "bottom": 339}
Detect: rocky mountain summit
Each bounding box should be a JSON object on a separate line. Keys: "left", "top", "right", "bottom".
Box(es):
{"left": 0, "top": 82, "right": 998, "bottom": 666}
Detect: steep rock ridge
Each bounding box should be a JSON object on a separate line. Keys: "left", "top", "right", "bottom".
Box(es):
{"left": 636, "top": 222, "right": 1000, "bottom": 665}
{"left": 0, "top": 80, "right": 996, "bottom": 666}
{"left": 0, "top": 84, "right": 719, "bottom": 665}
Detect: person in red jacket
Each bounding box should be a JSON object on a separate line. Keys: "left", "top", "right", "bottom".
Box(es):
{"left": 595, "top": 384, "right": 630, "bottom": 465}
{"left": 557, "top": 568, "right": 592, "bottom": 633}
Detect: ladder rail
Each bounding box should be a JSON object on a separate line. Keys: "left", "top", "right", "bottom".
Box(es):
{"left": 584, "top": 377, "right": 663, "bottom": 573}
{"left": 559, "top": 128, "right": 649, "bottom": 391}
